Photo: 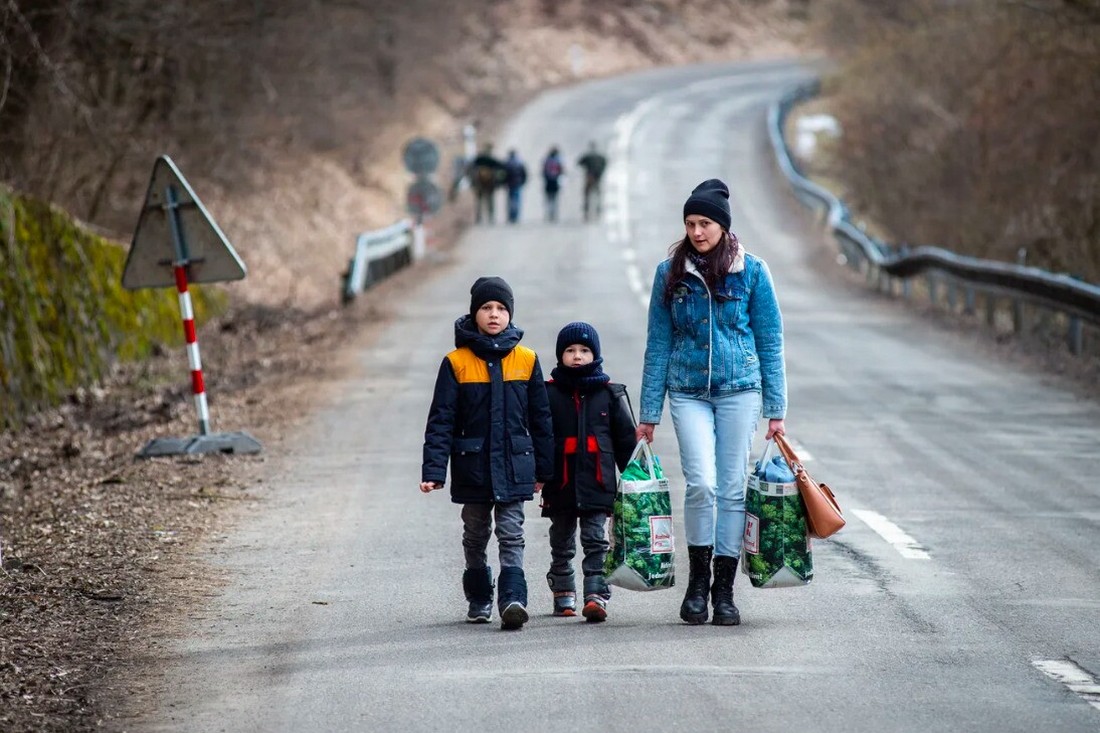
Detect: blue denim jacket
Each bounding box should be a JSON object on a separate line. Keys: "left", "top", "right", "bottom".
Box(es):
{"left": 639, "top": 253, "right": 787, "bottom": 423}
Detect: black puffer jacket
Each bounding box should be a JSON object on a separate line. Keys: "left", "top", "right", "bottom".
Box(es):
{"left": 422, "top": 317, "right": 554, "bottom": 504}
{"left": 540, "top": 381, "right": 636, "bottom": 516}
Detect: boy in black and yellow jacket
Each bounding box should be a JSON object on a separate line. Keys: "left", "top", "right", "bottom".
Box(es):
{"left": 421, "top": 277, "right": 553, "bottom": 630}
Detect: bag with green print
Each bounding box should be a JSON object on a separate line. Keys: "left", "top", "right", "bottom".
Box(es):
{"left": 604, "top": 440, "right": 676, "bottom": 591}
{"left": 741, "top": 439, "right": 813, "bottom": 588}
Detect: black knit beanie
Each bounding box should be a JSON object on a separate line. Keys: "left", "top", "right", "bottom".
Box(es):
{"left": 683, "top": 178, "right": 732, "bottom": 232}
{"left": 469, "top": 276, "right": 514, "bottom": 318}
{"left": 555, "top": 321, "right": 601, "bottom": 364}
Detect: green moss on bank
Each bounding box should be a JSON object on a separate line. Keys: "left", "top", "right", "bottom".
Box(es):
{"left": 0, "top": 186, "right": 225, "bottom": 428}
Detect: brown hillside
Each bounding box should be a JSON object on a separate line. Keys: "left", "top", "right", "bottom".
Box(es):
{"left": 0, "top": 0, "right": 808, "bottom": 308}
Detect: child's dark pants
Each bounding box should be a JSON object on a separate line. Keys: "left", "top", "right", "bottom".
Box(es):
{"left": 547, "top": 512, "right": 610, "bottom": 599}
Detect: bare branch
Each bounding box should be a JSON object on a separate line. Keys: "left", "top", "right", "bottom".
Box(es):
{"left": 4, "top": 0, "right": 93, "bottom": 129}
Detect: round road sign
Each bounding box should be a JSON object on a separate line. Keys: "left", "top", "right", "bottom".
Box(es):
{"left": 406, "top": 178, "right": 443, "bottom": 216}
{"left": 402, "top": 138, "right": 440, "bottom": 175}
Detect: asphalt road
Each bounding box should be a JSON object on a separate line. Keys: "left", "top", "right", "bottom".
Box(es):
{"left": 137, "top": 60, "right": 1100, "bottom": 733}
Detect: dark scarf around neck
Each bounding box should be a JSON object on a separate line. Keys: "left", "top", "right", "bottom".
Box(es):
{"left": 550, "top": 360, "right": 610, "bottom": 392}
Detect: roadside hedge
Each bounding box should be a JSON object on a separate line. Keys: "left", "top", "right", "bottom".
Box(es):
{"left": 0, "top": 185, "right": 224, "bottom": 428}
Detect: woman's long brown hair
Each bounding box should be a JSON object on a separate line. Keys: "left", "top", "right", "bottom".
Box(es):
{"left": 662, "top": 230, "right": 740, "bottom": 303}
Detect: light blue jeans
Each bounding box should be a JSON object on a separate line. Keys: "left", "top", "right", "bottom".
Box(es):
{"left": 668, "top": 390, "right": 761, "bottom": 557}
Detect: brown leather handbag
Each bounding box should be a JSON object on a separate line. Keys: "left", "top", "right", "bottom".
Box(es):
{"left": 773, "top": 433, "right": 845, "bottom": 539}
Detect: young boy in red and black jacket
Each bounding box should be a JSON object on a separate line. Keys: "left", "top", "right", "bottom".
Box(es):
{"left": 541, "top": 322, "right": 636, "bottom": 622}
{"left": 421, "top": 277, "right": 554, "bottom": 630}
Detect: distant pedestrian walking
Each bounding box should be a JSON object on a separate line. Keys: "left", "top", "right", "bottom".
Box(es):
{"left": 469, "top": 144, "right": 506, "bottom": 224}
{"left": 420, "top": 277, "right": 554, "bottom": 630}
{"left": 503, "top": 149, "right": 528, "bottom": 224}
{"left": 577, "top": 142, "right": 607, "bottom": 222}
{"left": 541, "top": 146, "right": 565, "bottom": 223}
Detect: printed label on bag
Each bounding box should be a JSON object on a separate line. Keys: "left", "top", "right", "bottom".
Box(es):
{"left": 744, "top": 512, "right": 760, "bottom": 554}
{"left": 649, "top": 516, "right": 673, "bottom": 554}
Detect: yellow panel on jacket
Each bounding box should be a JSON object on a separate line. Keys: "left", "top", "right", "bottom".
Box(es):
{"left": 447, "top": 346, "right": 537, "bottom": 384}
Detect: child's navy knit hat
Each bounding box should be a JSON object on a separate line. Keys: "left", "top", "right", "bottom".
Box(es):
{"left": 469, "top": 276, "right": 514, "bottom": 318}
{"left": 683, "top": 178, "right": 732, "bottom": 232}
{"left": 555, "top": 321, "right": 601, "bottom": 363}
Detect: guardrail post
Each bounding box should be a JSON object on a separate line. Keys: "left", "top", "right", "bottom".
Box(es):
{"left": 964, "top": 287, "right": 976, "bottom": 315}
{"left": 927, "top": 275, "right": 938, "bottom": 308}
{"left": 1068, "top": 317, "right": 1083, "bottom": 355}
{"left": 947, "top": 281, "right": 957, "bottom": 312}
{"left": 1013, "top": 298, "right": 1024, "bottom": 334}
{"left": 986, "top": 295, "right": 997, "bottom": 329}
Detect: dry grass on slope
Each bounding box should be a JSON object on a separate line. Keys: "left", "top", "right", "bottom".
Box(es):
{"left": 1, "top": 0, "right": 809, "bottom": 309}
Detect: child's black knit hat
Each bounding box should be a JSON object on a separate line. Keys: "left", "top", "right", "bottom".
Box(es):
{"left": 469, "top": 276, "right": 514, "bottom": 318}
{"left": 555, "top": 321, "right": 601, "bottom": 364}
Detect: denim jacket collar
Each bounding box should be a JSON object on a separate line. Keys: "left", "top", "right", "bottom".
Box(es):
{"left": 683, "top": 247, "right": 746, "bottom": 279}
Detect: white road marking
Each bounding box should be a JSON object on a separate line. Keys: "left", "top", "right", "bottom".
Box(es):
{"left": 1032, "top": 659, "right": 1100, "bottom": 712}
{"left": 851, "top": 509, "right": 931, "bottom": 560}
{"left": 607, "top": 93, "right": 664, "bottom": 307}
{"left": 626, "top": 264, "right": 645, "bottom": 302}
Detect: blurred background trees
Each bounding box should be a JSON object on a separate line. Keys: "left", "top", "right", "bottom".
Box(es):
{"left": 811, "top": 0, "right": 1100, "bottom": 282}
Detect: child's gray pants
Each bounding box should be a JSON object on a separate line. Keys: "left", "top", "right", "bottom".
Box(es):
{"left": 461, "top": 501, "right": 525, "bottom": 569}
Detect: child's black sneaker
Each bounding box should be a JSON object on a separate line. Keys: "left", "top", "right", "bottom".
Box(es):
{"left": 581, "top": 596, "right": 607, "bottom": 623}
{"left": 552, "top": 591, "right": 577, "bottom": 617}
{"left": 499, "top": 601, "right": 529, "bottom": 630}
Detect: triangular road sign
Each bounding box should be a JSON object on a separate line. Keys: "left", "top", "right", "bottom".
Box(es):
{"left": 122, "top": 155, "right": 247, "bottom": 289}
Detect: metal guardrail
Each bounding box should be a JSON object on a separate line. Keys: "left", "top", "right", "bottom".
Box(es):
{"left": 341, "top": 219, "right": 423, "bottom": 304}
{"left": 769, "top": 80, "right": 1100, "bottom": 353}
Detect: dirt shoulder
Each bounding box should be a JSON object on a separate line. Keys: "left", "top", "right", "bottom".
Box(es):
{"left": 0, "top": 209, "right": 468, "bottom": 733}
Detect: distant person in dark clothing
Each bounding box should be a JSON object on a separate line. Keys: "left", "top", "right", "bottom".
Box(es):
{"left": 577, "top": 142, "right": 608, "bottom": 222}
{"left": 541, "top": 146, "right": 565, "bottom": 223}
{"left": 470, "top": 144, "right": 506, "bottom": 224}
{"left": 503, "top": 149, "right": 528, "bottom": 224}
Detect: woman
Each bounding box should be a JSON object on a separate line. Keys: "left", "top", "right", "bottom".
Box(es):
{"left": 636, "top": 179, "right": 787, "bottom": 626}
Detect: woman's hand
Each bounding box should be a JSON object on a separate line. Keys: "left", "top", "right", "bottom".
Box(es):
{"left": 765, "top": 419, "right": 786, "bottom": 440}
{"left": 534, "top": 482, "right": 544, "bottom": 493}
{"left": 419, "top": 481, "right": 442, "bottom": 493}
{"left": 636, "top": 423, "right": 656, "bottom": 444}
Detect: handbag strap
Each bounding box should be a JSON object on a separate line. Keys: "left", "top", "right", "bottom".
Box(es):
{"left": 772, "top": 433, "right": 803, "bottom": 472}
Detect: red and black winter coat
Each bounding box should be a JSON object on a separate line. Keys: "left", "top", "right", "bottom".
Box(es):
{"left": 540, "top": 380, "right": 637, "bottom": 517}
{"left": 422, "top": 317, "right": 554, "bottom": 504}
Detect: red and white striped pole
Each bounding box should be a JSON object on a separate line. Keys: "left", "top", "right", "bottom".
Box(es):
{"left": 173, "top": 264, "right": 210, "bottom": 436}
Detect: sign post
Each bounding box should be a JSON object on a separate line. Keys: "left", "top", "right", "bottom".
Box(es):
{"left": 123, "top": 155, "right": 262, "bottom": 457}
{"left": 402, "top": 137, "right": 443, "bottom": 258}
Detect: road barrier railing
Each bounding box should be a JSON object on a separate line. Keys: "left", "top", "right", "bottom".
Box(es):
{"left": 342, "top": 219, "right": 424, "bottom": 304}
{"left": 769, "top": 80, "right": 1100, "bottom": 354}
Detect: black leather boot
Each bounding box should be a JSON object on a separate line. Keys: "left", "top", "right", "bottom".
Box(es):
{"left": 711, "top": 555, "right": 741, "bottom": 626}
{"left": 680, "top": 545, "right": 713, "bottom": 624}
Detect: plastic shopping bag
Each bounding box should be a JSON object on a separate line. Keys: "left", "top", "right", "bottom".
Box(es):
{"left": 603, "top": 440, "right": 676, "bottom": 591}
{"left": 741, "top": 439, "right": 813, "bottom": 588}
